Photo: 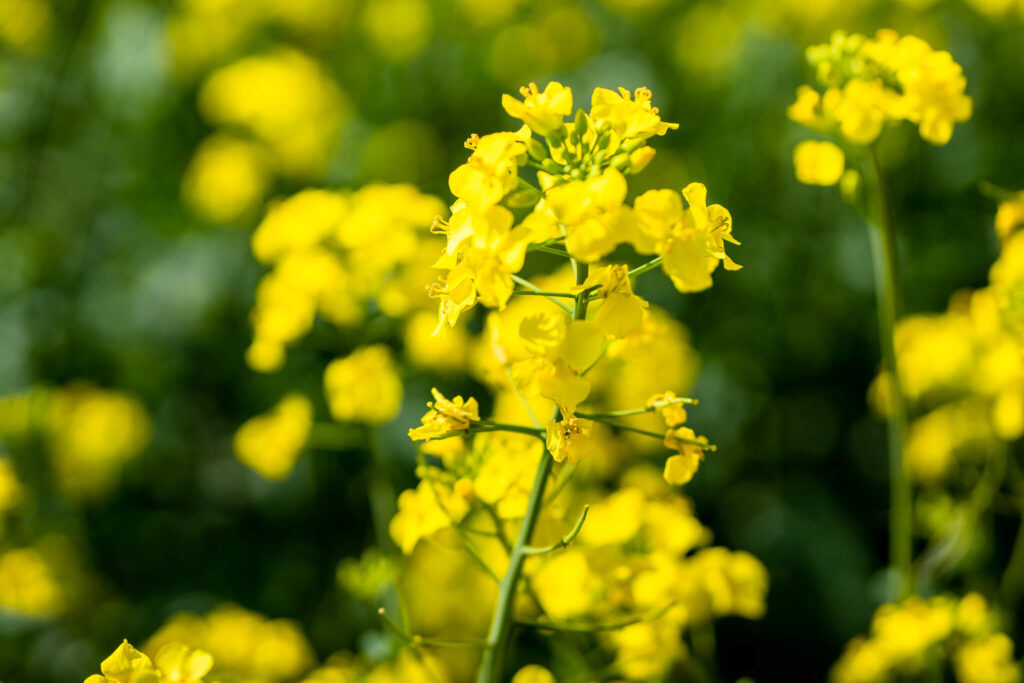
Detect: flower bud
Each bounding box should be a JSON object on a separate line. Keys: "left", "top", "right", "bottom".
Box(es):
{"left": 526, "top": 137, "right": 549, "bottom": 162}
{"left": 573, "top": 108, "right": 588, "bottom": 138}
{"left": 628, "top": 146, "right": 656, "bottom": 174}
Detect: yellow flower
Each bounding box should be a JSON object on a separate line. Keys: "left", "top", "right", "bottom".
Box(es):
{"left": 181, "top": 134, "right": 270, "bottom": 224}
{"left": 0, "top": 458, "right": 23, "bottom": 517}
{"left": 577, "top": 264, "right": 649, "bottom": 339}
{"left": 448, "top": 131, "right": 527, "bottom": 211}
{"left": 502, "top": 81, "right": 573, "bottom": 136}
{"left": 655, "top": 182, "right": 741, "bottom": 293}
{"left": 324, "top": 345, "right": 404, "bottom": 424}
{"left": 787, "top": 85, "right": 826, "bottom": 129}
{"left": 85, "top": 640, "right": 155, "bottom": 683}
{"left": 152, "top": 644, "right": 215, "bottom": 683}
{"left": 234, "top": 393, "right": 313, "bottom": 481}
{"left": 408, "top": 388, "right": 480, "bottom": 441}
{"left": 545, "top": 412, "right": 595, "bottom": 463}
{"left": 589, "top": 86, "right": 678, "bottom": 141}
{"left": 389, "top": 480, "right": 470, "bottom": 554}
{"left": 144, "top": 604, "right": 314, "bottom": 682}
{"left": 198, "top": 48, "right": 349, "bottom": 177}
{"left": 0, "top": 0, "right": 51, "bottom": 53}
{"left": 954, "top": 634, "right": 1021, "bottom": 683}
{"left": 995, "top": 192, "right": 1024, "bottom": 241}
{"left": 511, "top": 665, "right": 556, "bottom": 683}
{"left": 544, "top": 168, "right": 633, "bottom": 262}
{"left": 834, "top": 78, "right": 897, "bottom": 145}
{"left": 647, "top": 391, "right": 689, "bottom": 427}
{"left": 793, "top": 140, "right": 846, "bottom": 186}
{"left": 663, "top": 427, "right": 708, "bottom": 485}
{"left": 251, "top": 189, "right": 347, "bottom": 264}
{"left": 45, "top": 385, "right": 152, "bottom": 501}
{"left": 0, "top": 545, "right": 65, "bottom": 617}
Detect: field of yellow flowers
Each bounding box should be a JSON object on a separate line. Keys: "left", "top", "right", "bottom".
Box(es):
{"left": 1, "top": 0, "right": 1023, "bottom": 681}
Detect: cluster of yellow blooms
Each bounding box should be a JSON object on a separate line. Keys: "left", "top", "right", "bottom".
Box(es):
{"left": 789, "top": 29, "right": 972, "bottom": 187}
{"left": 420, "top": 80, "right": 737, "bottom": 484}
{"left": 832, "top": 593, "right": 1021, "bottom": 683}
{"left": 384, "top": 82, "right": 765, "bottom": 680}
{"left": 144, "top": 604, "right": 316, "bottom": 682}
{"left": 0, "top": 384, "right": 151, "bottom": 501}
{"left": 872, "top": 192, "right": 1024, "bottom": 485}
{"left": 244, "top": 184, "right": 445, "bottom": 373}
{"left": 181, "top": 48, "right": 351, "bottom": 223}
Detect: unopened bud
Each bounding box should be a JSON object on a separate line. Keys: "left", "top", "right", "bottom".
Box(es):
{"left": 628, "top": 146, "right": 656, "bottom": 174}
{"left": 574, "top": 108, "right": 588, "bottom": 138}
{"left": 526, "top": 137, "right": 549, "bottom": 162}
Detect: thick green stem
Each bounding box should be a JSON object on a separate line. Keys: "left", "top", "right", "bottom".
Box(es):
{"left": 866, "top": 145, "right": 913, "bottom": 599}
{"left": 475, "top": 263, "right": 590, "bottom": 683}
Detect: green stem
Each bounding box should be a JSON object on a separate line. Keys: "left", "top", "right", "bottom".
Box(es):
{"left": 866, "top": 144, "right": 912, "bottom": 599}
{"left": 510, "top": 274, "right": 574, "bottom": 314}
{"left": 627, "top": 255, "right": 663, "bottom": 280}
{"left": 577, "top": 397, "right": 696, "bottom": 420}
{"left": 475, "top": 263, "right": 590, "bottom": 683}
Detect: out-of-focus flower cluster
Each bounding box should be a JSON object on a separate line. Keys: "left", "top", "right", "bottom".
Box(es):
{"left": 789, "top": 29, "right": 972, "bottom": 188}
{"left": 244, "top": 184, "right": 446, "bottom": 373}
{"left": 0, "top": 384, "right": 151, "bottom": 502}
{"left": 862, "top": 191, "right": 1024, "bottom": 576}
{"left": 832, "top": 593, "right": 1021, "bottom": 683}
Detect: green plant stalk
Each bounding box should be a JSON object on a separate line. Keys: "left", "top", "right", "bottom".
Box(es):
{"left": 475, "top": 263, "right": 590, "bottom": 683}
{"left": 866, "top": 145, "right": 912, "bottom": 599}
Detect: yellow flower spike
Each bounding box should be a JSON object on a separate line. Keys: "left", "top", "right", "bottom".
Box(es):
{"left": 793, "top": 140, "right": 846, "bottom": 186}
{"left": 408, "top": 388, "right": 481, "bottom": 441}
{"left": 545, "top": 412, "right": 595, "bottom": 464}
{"left": 153, "top": 643, "right": 214, "bottom": 683}
{"left": 501, "top": 82, "right": 573, "bottom": 137}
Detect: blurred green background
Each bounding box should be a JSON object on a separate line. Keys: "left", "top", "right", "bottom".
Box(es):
{"left": 1, "top": 0, "right": 1023, "bottom": 680}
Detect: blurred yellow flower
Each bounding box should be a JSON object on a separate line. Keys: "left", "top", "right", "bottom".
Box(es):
{"left": 182, "top": 134, "right": 270, "bottom": 224}
{"left": 324, "top": 345, "right": 404, "bottom": 425}
{"left": 793, "top": 140, "right": 846, "bottom": 186}
{"left": 234, "top": 393, "right": 313, "bottom": 481}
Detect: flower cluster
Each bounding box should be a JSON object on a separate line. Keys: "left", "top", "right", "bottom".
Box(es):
{"left": 0, "top": 384, "right": 150, "bottom": 501}
{"left": 526, "top": 470, "right": 769, "bottom": 680}
{"left": 391, "top": 82, "right": 761, "bottom": 681}
{"left": 789, "top": 29, "right": 972, "bottom": 187}
{"left": 144, "top": 604, "right": 316, "bottom": 682}
{"left": 245, "top": 184, "right": 445, "bottom": 372}
{"left": 831, "top": 593, "right": 1020, "bottom": 683}
{"left": 872, "top": 191, "right": 1024, "bottom": 485}
{"left": 430, "top": 81, "right": 740, "bottom": 332}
